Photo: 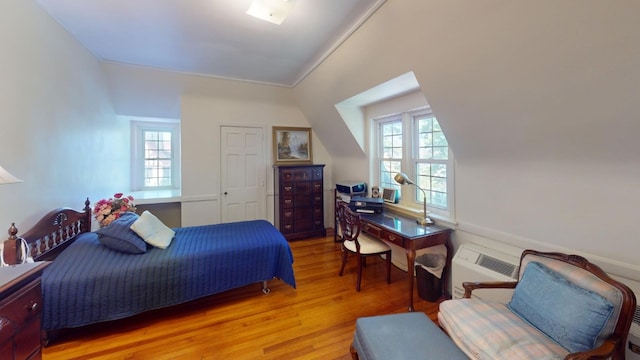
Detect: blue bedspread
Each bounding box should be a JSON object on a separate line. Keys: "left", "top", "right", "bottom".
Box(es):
{"left": 41, "top": 220, "right": 295, "bottom": 331}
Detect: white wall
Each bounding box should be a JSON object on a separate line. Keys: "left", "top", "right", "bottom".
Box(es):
{"left": 294, "top": 0, "right": 640, "bottom": 283}
{"left": 0, "top": 1, "right": 128, "bottom": 231}
{"left": 104, "top": 63, "right": 334, "bottom": 227}
{"left": 181, "top": 90, "right": 332, "bottom": 226}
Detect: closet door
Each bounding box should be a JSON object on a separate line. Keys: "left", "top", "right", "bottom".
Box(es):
{"left": 221, "top": 126, "right": 266, "bottom": 223}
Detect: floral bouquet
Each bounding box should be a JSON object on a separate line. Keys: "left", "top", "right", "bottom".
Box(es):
{"left": 93, "top": 193, "right": 137, "bottom": 227}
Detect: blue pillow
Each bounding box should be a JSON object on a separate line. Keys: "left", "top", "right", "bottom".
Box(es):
{"left": 508, "top": 261, "right": 613, "bottom": 353}
{"left": 96, "top": 212, "right": 146, "bottom": 254}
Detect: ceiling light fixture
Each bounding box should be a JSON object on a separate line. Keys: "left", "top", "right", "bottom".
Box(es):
{"left": 246, "top": 0, "right": 296, "bottom": 25}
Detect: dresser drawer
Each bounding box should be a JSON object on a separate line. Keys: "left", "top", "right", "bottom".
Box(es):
{"left": 294, "top": 208, "right": 312, "bottom": 220}
{"left": 311, "top": 167, "right": 323, "bottom": 180}
{"left": 280, "top": 183, "right": 294, "bottom": 194}
{"left": 312, "top": 181, "right": 322, "bottom": 193}
{"left": 0, "top": 279, "right": 43, "bottom": 360}
{"left": 282, "top": 209, "right": 294, "bottom": 221}
{"left": 293, "top": 169, "right": 312, "bottom": 181}
{"left": 0, "top": 317, "right": 15, "bottom": 343}
{"left": 294, "top": 181, "right": 311, "bottom": 194}
{"left": 282, "top": 195, "right": 294, "bottom": 208}
{"left": 293, "top": 195, "right": 312, "bottom": 207}
{"left": 280, "top": 169, "right": 294, "bottom": 181}
{"left": 15, "top": 319, "right": 41, "bottom": 360}
{"left": 280, "top": 223, "right": 294, "bottom": 233}
{"left": 0, "top": 280, "right": 41, "bottom": 331}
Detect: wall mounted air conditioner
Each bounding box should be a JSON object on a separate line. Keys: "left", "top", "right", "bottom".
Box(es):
{"left": 628, "top": 305, "right": 640, "bottom": 359}
{"left": 451, "top": 243, "right": 520, "bottom": 304}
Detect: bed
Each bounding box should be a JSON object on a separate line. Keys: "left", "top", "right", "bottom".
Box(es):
{"left": 17, "top": 199, "right": 296, "bottom": 335}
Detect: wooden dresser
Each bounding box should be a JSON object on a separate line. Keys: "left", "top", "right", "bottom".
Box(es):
{"left": 274, "top": 164, "right": 325, "bottom": 240}
{"left": 0, "top": 262, "right": 50, "bottom": 360}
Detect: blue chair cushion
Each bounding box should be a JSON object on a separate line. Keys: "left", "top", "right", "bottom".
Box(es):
{"left": 353, "top": 312, "right": 468, "bottom": 360}
{"left": 96, "top": 212, "right": 147, "bottom": 254}
{"left": 508, "top": 261, "right": 614, "bottom": 353}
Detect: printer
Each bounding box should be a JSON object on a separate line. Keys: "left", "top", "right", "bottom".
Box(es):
{"left": 349, "top": 196, "right": 384, "bottom": 214}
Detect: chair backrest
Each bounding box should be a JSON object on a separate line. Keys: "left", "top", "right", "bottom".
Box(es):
{"left": 516, "top": 250, "right": 636, "bottom": 359}
{"left": 336, "top": 201, "right": 362, "bottom": 249}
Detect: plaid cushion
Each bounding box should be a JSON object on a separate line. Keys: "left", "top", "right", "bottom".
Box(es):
{"left": 439, "top": 299, "right": 568, "bottom": 360}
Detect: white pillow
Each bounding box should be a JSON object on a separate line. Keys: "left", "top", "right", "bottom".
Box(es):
{"left": 130, "top": 210, "right": 175, "bottom": 249}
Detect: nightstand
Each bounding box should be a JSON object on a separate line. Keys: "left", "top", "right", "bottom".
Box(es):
{"left": 0, "top": 262, "right": 50, "bottom": 360}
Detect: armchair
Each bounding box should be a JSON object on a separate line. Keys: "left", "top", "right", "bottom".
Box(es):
{"left": 439, "top": 249, "right": 636, "bottom": 360}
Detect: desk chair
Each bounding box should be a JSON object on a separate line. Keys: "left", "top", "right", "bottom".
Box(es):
{"left": 337, "top": 201, "right": 391, "bottom": 291}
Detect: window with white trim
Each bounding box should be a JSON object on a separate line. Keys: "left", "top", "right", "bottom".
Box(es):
{"left": 131, "top": 120, "right": 181, "bottom": 191}
{"left": 376, "top": 109, "right": 454, "bottom": 218}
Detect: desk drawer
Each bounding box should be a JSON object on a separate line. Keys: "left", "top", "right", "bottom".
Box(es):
{"left": 361, "top": 222, "right": 382, "bottom": 238}
{"left": 382, "top": 231, "right": 405, "bottom": 247}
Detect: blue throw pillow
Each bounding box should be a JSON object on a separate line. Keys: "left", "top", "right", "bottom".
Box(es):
{"left": 96, "top": 212, "right": 146, "bottom": 254}
{"left": 508, "top": 261, "right": 613, "bottom": 353}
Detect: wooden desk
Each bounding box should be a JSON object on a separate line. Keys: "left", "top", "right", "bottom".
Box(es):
{"left": 359, "top": 212, "right": 452, "bottom": 312}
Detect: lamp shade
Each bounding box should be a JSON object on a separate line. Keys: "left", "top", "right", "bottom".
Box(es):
{"left": 394, "top": 172, "right": 415, "bottom": 185}
{"left": 0, "top": 165, "right": 22, "bottom": 185}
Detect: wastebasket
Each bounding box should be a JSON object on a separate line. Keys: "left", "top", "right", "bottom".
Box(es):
{"left": 415, "top": 253, "right": 446, "bottom": 302}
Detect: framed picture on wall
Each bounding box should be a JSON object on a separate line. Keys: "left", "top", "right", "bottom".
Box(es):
{"left": 273, "top": 126, "right": 312, "bottom": 165}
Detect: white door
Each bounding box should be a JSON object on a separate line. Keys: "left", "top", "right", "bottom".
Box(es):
{"left": 220, "top": 126, "right": 266, "bottom": 223}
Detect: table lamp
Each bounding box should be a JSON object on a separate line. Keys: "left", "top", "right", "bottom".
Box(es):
{"left": 0, "top": 165, "right": 22, "bottom": 185}
{"left": 1, "top": 165, "right": 23, "bottom": 265}
{"left": 394, "top": 172, "right": 433, "bottom": 226}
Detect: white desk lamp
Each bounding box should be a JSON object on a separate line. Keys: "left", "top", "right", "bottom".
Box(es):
{"left": 0, "top": 166, "right": 22, "bottom": 185}
{"left": 394, "top": 172, "right": 434, "bottom": 226}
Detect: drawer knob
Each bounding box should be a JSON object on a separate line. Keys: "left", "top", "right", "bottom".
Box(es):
{"left": 388, "top": 235, "right": 397, "bottom": 241}
{"left": 28, "top": 302, "right": 38, "bottom": 311}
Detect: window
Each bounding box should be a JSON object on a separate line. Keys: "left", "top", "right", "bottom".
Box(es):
{"left": 376, "top": 109, "right": 453, "bottom": 218}
{"left": 415, "top": 113, "right": 448, "bottom": 209}
{"left": 380, "top": 118, "right": 403, "bottom": 191}
{"left": 131, "top": 120, "right": 181, "bottom": 191}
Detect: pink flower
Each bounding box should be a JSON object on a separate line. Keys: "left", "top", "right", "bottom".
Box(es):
{"left": 93, "top": 193, "right": 137, "bottom": 227}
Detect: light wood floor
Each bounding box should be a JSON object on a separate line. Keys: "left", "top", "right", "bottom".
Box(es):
{"left": 43, "top": 235, "right": 442, "bottom": 360}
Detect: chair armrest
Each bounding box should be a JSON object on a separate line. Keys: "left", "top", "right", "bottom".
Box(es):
{"left": 564, "top": 337, "right": 618, "bottom": 360}
{"left": 462, "top": 281, "right": 517, "bottom": 298}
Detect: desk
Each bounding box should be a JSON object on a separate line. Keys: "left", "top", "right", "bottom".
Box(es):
{"left": 359, "top": 212, "right": 452, "bottom": 312}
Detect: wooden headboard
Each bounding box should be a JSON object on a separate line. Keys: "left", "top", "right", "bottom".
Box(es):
{"left": 10, "top": 198, "right": 93, "bottom": 261}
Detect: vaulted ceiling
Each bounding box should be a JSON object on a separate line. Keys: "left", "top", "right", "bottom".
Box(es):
{"left": 36, "top": 0, "right": 385, "bottom": 87}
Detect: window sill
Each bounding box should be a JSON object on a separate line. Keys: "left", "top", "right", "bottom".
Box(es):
{"left": 383, "top": 203, "right": 457, "bottom": 229}
{"left": 130, "top": 189, "right": 182, "bottom": 205}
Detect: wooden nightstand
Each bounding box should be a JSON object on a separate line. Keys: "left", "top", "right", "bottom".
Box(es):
{"left": 0, "top": 262, "right": 50, "bottom": 360}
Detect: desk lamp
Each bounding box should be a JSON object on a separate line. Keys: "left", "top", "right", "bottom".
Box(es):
{"left": 394, "top": 172, "right": 433, "bottom": 226}
{"left": 1, "top": 165, "right": 23, "bottom": 265}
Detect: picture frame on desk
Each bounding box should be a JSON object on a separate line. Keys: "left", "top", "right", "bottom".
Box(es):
{"left": 272, "top": 126, "right": 312, "bottom": 165}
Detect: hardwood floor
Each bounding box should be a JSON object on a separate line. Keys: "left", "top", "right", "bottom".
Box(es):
{"left": 43, "top": 235, "right": 442, "bottom": 360}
